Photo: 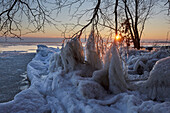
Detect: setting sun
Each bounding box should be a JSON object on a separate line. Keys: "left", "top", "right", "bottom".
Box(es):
{"left": 115, "top": 35, "right": 121, "bottom": 41}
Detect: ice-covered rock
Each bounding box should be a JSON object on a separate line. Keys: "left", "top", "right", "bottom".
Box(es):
{"left": 36, "top": 45, "right": 50, "bottom": 57}
{"left": 141, "top": 56, "right": 170, "bottom": 101}
{"left": 126, "top": 71, "right": 149, "bottom": 82}
{"left": 27, "top": 46, "right": 59, "bottom": 82}
{"left": 151, "top": 50, "right": 170, "bottom": 59}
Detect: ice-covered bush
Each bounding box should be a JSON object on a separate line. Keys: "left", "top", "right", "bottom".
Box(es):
{"left": 92, "top": 48, "right": 111, "bottom": 90}
{"left": 108, "top": 42, "right": 127, "bottom": 94}
{"left": 49, "top": 53, "right": 63, "bottom": 72}
{"left": 141, "top": 56, "right": 170, "bottom": 101}
{"left": 86, "top": 31, "right": 102, "bottom": 70}
{"left": 127, "top": 49, "right": 170, "bottom": 75}
{"left": 93, "top": 41, "right": 127, "bottom": 94}
{"left": 60, "top": 38, "right": 85, "bottom": 72}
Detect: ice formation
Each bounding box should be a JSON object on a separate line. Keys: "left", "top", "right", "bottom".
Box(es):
{"left": 141, "top": 56, "right": 170, "bottom": 101}
{"left": 49, "top": 53, "right": 63, "bottom": 72}
{"left": 86, "top": 31, "right": 102, "bottom": 70}
{"left": 60, "top": 38, "right": 85, "bottom": 72}
{"left": 78, "top": 80, "right": 107, "bottom": 99}
{"left": 92, "top": 41, "right": 128, "bottom": 94}
{"left": 0, "top": 43, "right": 170, "bottom": 113}
{"left": 92, "top": 69, "right": 109, "bottom": 90}
{"left": 108, "top": 42, "right": 128, "bottom": 94}
{"left": 126, "top": 49, "right": 170, "bottom": 81}
{"left": 92, "top": 45, "right": 111, "bottom": 90}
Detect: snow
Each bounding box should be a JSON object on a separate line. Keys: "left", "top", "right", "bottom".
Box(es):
{"left": 126, "top": 49, "right": 170, "bottom": 80}
{"left": 0, "top": 43, "right": 170, "bottom": 113}
{"left": 0, "top": 88, "right": 50, "bottom": 112}
{"left": 140, "top": 56, "right": 170, "bottom": 101}
{"left": 78, "top": 80, "right": 107, "bottom": 99}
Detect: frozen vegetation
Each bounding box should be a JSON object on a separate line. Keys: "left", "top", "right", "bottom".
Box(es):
{"left": 0, "top": 36, "right": 170, "bottom": 113}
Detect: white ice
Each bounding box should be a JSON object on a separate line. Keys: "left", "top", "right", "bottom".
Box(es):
{"left": 0, "top": 44, "right": 170, "bottom": 113}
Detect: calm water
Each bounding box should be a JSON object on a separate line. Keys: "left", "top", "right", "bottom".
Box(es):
{"left": 0, "top": 38, "right": 169, "bottom": 53}
{"left": 0, "top": 42, "right": 62, "bottom": 53}
{"left": 0, "top": 37, "right": 64, "bottom": 53}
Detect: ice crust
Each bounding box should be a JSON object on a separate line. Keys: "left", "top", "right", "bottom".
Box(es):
{"left": 0, "top": 44, "right": 170, "bottom": 113}
{"left": 126, "top": 49, "right": 170, "bottom": 81}
{"left": 141, "top": 56, "right": 170, "bottom": 101}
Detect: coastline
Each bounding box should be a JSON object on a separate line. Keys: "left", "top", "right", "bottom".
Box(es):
{"left": 0, "top": 52, "right": 35, "bottom": 103}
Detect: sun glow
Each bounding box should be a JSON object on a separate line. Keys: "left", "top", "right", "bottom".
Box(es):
{"left": 115, "top": 35, "right": 121, "bottom": 41}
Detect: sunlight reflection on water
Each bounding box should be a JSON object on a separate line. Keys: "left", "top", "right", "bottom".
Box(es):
{"left": 0, "top": 42, "right": 62, "bottom": 53}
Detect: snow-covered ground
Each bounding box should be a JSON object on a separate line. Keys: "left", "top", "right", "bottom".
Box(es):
{"left": 0, "top": 44, "right": 170, "bottom": 113}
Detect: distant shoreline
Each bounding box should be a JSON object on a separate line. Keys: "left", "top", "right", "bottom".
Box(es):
{"left": 0, "top": 37, "right": 169, "bottom": 43}
{"left": 141, "top": 40, "right": 170, "bottom": 43}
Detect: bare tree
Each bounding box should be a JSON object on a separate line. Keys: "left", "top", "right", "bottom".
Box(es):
{"left": 165, "top": 0, "right": 170, "bottom": 15}
{"left": 67, "top": 0, "right": 156, "bottom": 49}
{"left": 115, "top": 0, "right": 119, "bottom": 36}
{"left": 122, "top": 0, "right": 156, "bottom": 49}
{"left": 0, "top": 0, "right": 157, "bottom": 50}
{"left": 0, "top": 0, "right": 59, "bottom": 38}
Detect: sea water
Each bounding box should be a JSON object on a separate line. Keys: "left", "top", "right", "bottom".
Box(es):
{"left": 0, "top": 37, "right": 64, "bottom": 53}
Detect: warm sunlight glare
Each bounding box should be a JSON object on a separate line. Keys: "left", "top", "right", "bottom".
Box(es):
{"left": 115, "top": 35, "right": 121, "bottom": 41}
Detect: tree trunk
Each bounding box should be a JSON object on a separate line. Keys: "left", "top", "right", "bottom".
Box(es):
{"left": 115, "top": 0, "right": 119, "bottom": 36}
{"left": 133, "top": 38, "right": 140, "bottom": 49}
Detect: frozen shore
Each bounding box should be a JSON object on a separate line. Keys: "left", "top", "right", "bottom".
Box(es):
{"left": 0, "top": 44, "right": 169, "bottom": 113}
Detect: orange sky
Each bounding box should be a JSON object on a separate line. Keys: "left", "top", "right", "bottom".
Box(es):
{"left": 23, "top": 9, "right": 170, "bottom": 41}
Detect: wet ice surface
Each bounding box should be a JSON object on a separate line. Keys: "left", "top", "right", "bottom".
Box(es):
{"left": 0, "top": 52, "right": 35, "bottom": 103}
